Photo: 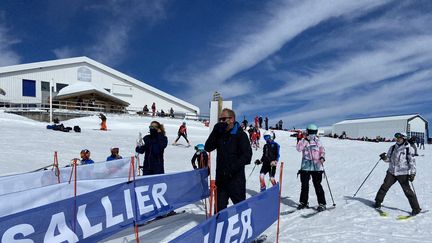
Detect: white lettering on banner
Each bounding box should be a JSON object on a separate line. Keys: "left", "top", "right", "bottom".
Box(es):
{"left": 135, "top": 183, "right": 168, "bottom": 215}
{"left": 1, "top": 182, "right": 169, "bottom": 242}
{"left": 102, "top": 196, "right": 124, "bottom": 227}
{"left": 152, "top": 183, "right": 168, "bottom": 209}
{"left": 124, "top": 189, "right": 134, "bottom": 219}
{"left": 212, "top": 208, "right": 253, "bottom": 243}
{"left": 77, "top": 205, "right": 102, "bottom": 239}
{"left": 44, "top": 212, "right": 79, "bottom": 243}
{"left": 1, "top": 224, "right": 35, "bottom": 243}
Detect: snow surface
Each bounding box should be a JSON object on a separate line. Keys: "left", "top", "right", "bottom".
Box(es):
{"left": 0, "top": 110, "right": 431, "bottom": 242}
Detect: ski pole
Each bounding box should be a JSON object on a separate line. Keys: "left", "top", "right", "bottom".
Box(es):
{"left": 247, "top": 163, "right": 257, "bottom": 180}
{"left": 353, "top": 158, "right": 382, "bottom": 197}
{"left": 321, "top": 162, "right": 336, "bottom": 207}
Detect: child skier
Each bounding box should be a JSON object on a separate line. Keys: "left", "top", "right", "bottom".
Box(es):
{"left": 254, "top": 131, "right": 280, "bottom": 191}
{"left": 106, "top": 147, "right": 123, "bottom": 161}
{"left": 80, "top": 149, "right": 95, "bottom": 165}
{"left": 296, "top": 124, "right": 327, "bottom": 211}
{"left": 99, "top": 113, "right": 107, "bottom": 131}
{"left": 191, "top": 144, "right": 209, "bottom": 169}
{"left": 173, "top": 121, "right": 190, "bottom": 146}
{"left": 374, "top": 132, "right": 421, "bottom": 215}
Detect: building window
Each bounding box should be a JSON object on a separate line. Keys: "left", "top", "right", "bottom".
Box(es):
{"left": 41, "top": 81, "right": 50, "bottom": 92}
{"left": 22, "top": 79, "right": 36, "bottom": 97}
{"left": 56, "top": 83, "right": 68, "bottom": 92}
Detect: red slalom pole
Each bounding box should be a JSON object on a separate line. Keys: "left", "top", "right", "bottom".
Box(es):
{"left": 276, "top": 162, "right": 284, "bottom": 243}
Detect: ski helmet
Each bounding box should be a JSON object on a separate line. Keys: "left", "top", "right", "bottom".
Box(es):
{"left": 394, "top": 132, "right": 407, "bottom": 139}
{"left": 194, "top": 144, "right": 205, "bottom": 151}
{"left": 80, "top": 149, "right": 90, "bottom": 160}
{"left": 263, "top": 131, "right": 272, "bottom": 141}
{"left": 306, "top": 124, "right": 318, "bottom": 135}
{"left": 110, "top": 147, "right": 119, "bottom": 154}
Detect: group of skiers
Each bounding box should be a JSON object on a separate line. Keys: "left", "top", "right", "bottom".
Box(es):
{"left": 88, "top": 110, "right": 422, "bottom": 217}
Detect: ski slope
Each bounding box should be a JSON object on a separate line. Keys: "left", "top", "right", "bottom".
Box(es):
{"left": 0, "top": 110, "right": 430, "bottom": 243}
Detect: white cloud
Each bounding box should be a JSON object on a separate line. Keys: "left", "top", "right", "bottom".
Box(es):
{"left": 53, "top": 46, "right": 76, "bottom": 59}
{"left": 0, "top": 17, "right": 21, "bottom": 66}
{"left": 170, "top": 0, "right": 390, "bottom": 108}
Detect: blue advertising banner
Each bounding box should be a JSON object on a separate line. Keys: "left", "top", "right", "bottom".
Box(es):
{"left": 0, "top": 169, "right": 209, "bottom": 243}
{"left": 171, "top": 184, "right": 280, "bottom": 243}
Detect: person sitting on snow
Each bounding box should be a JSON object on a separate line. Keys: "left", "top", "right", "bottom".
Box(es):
{"left": 254, "top": 131, "right": 280, "bottom": 191}
{"left": 106, "top": 147, "right": 123, "bottom": 161}
{"left": 191, "top": 144, "right": 208, "bottom": 170}
{"left": 80, "top": 149, "right": 95, "bottom": 165}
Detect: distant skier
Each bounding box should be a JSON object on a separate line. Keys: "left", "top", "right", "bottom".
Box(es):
{"left": 374, "top": 132, "right": 421, "bottom": 215}
{"left": 408, "top": 136, "right": 419, "bottom": 156}
{"left": 99, "top": 113, "right": 107, "bottom": 131}
{"left": 254, "top": 131, "right": 280, "bottom": 191}
{"left": 242, "top": 117, "right": 248, "bottom": 130}
{"left": 278, "top": 120, "right": 283, "bottom": 130}
{"left": 80, "top": 149, "right": 95, "bottom": 165}
{"left": 264, "top": 116, "right": 269, "bottom": 130}
{"left": 106, "top": 147, "right": 123, "bottom": 161}
{"left": 170, "top": 107, "right": 174, "bottom": 118}
{"left": 173, "top": 121, "right": 190, "bottom": 146}
{"left": 135, "top": 121, "right": 168, "bottom": 175}
{"left": 191, "top": 144, "right": 208, "bottom": 170}
{"left": 143, "top": 105, "right": 149, "bottom": 116}
{"left": 151, "top": 102, "right": 156, "bottom": 117}
{"left": 259, "top": 116, "right": 263, "bottom": 129}
{"left": 296, "top": 124, "right": 327, "bottom": 211}
{"left": 254, "top": 116, "right": 259, "bottom": 128}
{"left": 419, "top": 136, "right": 425, "bottom": 150}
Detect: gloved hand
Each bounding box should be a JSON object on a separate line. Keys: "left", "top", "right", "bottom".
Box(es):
{"left": 213, "top": 122, "right": 228, "bottom": 135}
{"left": 379, "top": 152, "right": 387, "bottom": 160}
{"left": 192, "top": 165, "right": 198, "bottom": 170}
{"left": 319, "top": 157, "right": 325, "bottom": 163}
{"left": 408, "top": 174, "right": 415, "bottom": 182}
{"left": 270, "top": 161, "right": 277, "bottom": 167}
{"left": 254, "top": 159, "right": 262, "bottom": 165}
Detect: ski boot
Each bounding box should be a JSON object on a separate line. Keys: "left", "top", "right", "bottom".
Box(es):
{"left": 297, "top": 202, "right": 309, "bottom": 210}
{"left": 317, "top": 204, "right": 326, "bottom": 212}
{"left": 374, "top": 201, "right": 381, "bottom": 209}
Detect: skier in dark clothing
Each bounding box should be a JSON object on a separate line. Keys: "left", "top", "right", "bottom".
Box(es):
{"left": 374, "top": 132, "right": 421, "bottom": 215}
{"left": 135, "top": 121, "right": 168, "bottom": 175}
{"left": 143, "top": 105, "right": 149, "bottom": 115}
{"left": 191, "top": 144, "right": 208, "bottom": 169}
{"left": 173, "top": 121, "right": 190, "bottom": 146}
{"left": 278, "top": 120, "right": 283, "bottom": 130}
{"left": 242, "top": 117, "right": 248, "bottom": 130}
{"left": 254, "top": 131, "right": 280, "bottom": 191}
{"left": 408, "top": 136, "right": 419, "bottom": 156}
{"left": 259, "top": 116, "right": 263, "bottom": 129}
{"left": 264, "top": 116, "right": 269, "bottom": 130}
{"left": 205, "top": 108, "right": 252, "bottom": 212}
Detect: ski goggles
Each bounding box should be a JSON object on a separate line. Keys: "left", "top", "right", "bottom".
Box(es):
{"left": 394, "top": 133, "right": 406, "bottom": 139}
{"left": 264, "top": 135, "right": 272, "bottom": 141}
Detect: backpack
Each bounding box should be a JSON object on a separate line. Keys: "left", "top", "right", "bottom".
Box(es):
{"left": 74, "top": 126, "right": 81, "bottom": 133}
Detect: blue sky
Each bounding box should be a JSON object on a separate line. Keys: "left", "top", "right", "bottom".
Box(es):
{"left": 1, "top": 0, "right": 431, "bottom": 132}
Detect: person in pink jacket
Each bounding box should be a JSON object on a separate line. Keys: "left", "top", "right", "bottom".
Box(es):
{"left": 296, "top": 124, "right": 327, "bottom": 211}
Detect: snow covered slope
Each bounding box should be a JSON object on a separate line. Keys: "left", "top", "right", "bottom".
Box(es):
{"left": 0, "top": 111, "right": 430, "bottom": 242}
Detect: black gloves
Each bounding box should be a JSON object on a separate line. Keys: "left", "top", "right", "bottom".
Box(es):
{"left": 213, "top": 122, "right": 228, "bottom": 135}
{"left": 319, "top": 157, "right": 325, "bottom": 163}
{"left": 379, "top": 152, "right": 387, "bottom": 160}
{"left": 192, "top": 165, "right": 198, "bottom": 170}
{"left": 408, "top": 174, "right": 415, "bottom": 182}
{"left": 254, "top": 159, "right": 262, "bottom": 165}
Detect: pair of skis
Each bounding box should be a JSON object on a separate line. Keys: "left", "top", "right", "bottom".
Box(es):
{"left": 375, "top": 208, "right": 429, "bottom": 220}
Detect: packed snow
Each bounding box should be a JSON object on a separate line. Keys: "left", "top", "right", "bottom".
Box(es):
{"left": 0, "top": 110, "right": 430, "bottom": 242}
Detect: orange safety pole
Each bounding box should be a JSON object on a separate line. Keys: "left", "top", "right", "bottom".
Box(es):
{"left": 213, "top": 180, "right": 218, "bottom": 213}
{"left": 71, "top": 158, "right": 78, "bottom": 233}
{"left": 276, "top": 162, "right": 284, "bottom": 243}
{"left": 129, "top": 156, "right": 140, "bottom": 243}
{"left": 52, "top": 151, "right": 60, "bottom": 183}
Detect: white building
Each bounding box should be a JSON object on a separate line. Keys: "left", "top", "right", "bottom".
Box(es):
{"left": 332, "top": 114, "right": 429, "bottom": 140}
{"left": 0, "top": 57, "right": 199, "bottom": 116}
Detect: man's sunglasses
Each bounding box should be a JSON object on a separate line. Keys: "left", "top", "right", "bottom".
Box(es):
{"left": 219, "top": 117, "right": 232, "bottom": 122}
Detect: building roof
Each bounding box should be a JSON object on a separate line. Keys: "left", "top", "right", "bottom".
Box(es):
{"left": 0, "top": 56, "right": 199, "bottom": 113}
{"left": 334, "top": 114, "right": 423, "bottom": 125}
{"left": 56, "top": 82, "right": 130, "bottom": 106}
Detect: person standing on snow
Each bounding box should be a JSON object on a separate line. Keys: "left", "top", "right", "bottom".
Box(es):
{"left": 191, "top": 144, "right": 209, "bottom": 170}
{"left": 106, "top": 147, "right": 123, "bottom": 161}
{"left": 259, "top": 116, "right": 263, "bottom": 129}
{"left": 99, "top": 113, "right": 107, "bottom": 131}
{"left": 296, "top": 124, "right": 327, "bottom": 211}
{"left": 135, "top": 121, "right": 168, "bottom": 175}
{"left": 173, "top": 121, "right": 190, "bottom": 146}
{"left": 254, "top": 116, "right": 259, "bottom": 128}
{"left": 374, "top": 132, "right": 421, "bottom": 215}
{"left": 264, "top": 116, "right": 269, "bottom": 130}
{"left": 151, "top": 102, "right": 156, "bottom": 117}
{"left": 205, "top": 108, "right": 252, "bottom": 211}
{"left": 254, "top": 131, "right": 280, "bottom": 191}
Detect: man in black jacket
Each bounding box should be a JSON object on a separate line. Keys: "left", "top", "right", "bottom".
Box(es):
{"left": 205, "top": 108, "right": 252, "bottom": 211}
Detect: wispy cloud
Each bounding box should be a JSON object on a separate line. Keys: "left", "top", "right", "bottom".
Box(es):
{"left": 53, "top": 0, "right": 169, "bottom": 65}
{"left": 168, "top": 0, "right": 391, "bottom": 110}
{"left": 0, "top": 12, "right": 21, "bottom": 66}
